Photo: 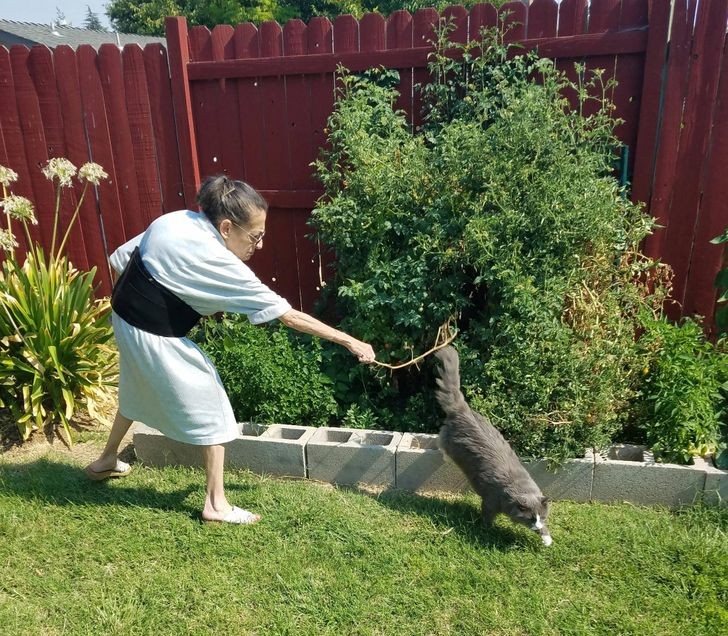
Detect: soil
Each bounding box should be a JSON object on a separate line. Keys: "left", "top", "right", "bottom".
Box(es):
{"left": 0, "top": 386, "right": 135, "bottom": 466}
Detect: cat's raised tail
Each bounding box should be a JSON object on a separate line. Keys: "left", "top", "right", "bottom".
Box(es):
{"left": 434, "top": 345, "right": 469, "bottom": 418}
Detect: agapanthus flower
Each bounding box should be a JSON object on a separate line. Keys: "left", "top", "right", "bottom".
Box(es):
{"left": 78, "top": 162, "right": 108, "bottom": 186}
{"left": 42, "top": 157, "right": 77, "bottom": 187}
{"left": 0, "top": 195, "right": 37, "bottom": 224}
{"left": 0, "top": 228, "right": 18, "bottom": 251}
{"left": 0, "top": 166, "right": 18, "bottom": 188}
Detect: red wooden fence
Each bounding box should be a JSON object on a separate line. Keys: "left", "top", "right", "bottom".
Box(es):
{"left": 0, "top": 1, "right": 726, "bottom": 326}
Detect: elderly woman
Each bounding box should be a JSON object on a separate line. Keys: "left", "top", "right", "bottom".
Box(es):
{"left": 85, "top": 176, "right": 375, "bottom": 524}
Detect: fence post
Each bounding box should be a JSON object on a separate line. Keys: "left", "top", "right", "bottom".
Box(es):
{"left": 630, "top": 0, "right": 671, "bottom": 210}
{"left": 165, "top": 16, "right": 200, "bottom": 208}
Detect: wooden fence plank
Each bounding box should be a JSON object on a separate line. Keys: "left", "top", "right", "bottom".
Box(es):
{"left": 189, "top": 26, "right": 224, "bottom": 183}
{"left": 283, "top": 19, "right": 315, "bottom": 189}
{"left": 642, "top": 0, "right": 696, "bottom": 260}
{"left": 412, "top": 8, "right": 439, "bottom": 130}
{"left": 77, "top": 44, "right": 126, "bottom": 263}
{"left": 557, "top": 0, "right": 588, "bottom": 37}
{"left": 97, "top": 44, "right": 145, "bottom": 240}
{"left": 386, "top": 10, "right": 414, "bottom": 122}
{"left": 164, "top": 17, "right": 200, "bottom": 207}
{"left": 233, "top": 23, "right": 267, "bottom": 188}
{"left": 54, "top": 44, "right": 108, "bottom": 285}
{"left": 28, "top": 45, "right": 88, "bottom": 270}
{"left": 123, "top": 44, "right": 163, "bottom": 228}
{"left": 10, "top": 46, "right": 55, "bottom": 249}
{"left": 143, "top": 43, "right": 185, "bottom": 213}
{"left": 529, "top": 0, "right": 558, "bottom": 39}
{"left": 661, "top": 0, "right": 728, "bottom": 314}
{"left": 630, "top": 0, "right": 672, "bottom": 208}
{"left": 683, "top": 35, "right": 728, "bottom": 325}
{"left": 0, "top": 46, "right": 33, "bottom": 254}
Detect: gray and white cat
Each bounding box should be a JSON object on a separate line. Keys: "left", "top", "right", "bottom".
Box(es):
{"left": 434, "top": 346, "right": 553, "bottom": 546}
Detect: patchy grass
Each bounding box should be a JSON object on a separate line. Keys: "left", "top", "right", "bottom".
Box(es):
{"left": 0, "top": 449, "right": 726, "bottom": 635}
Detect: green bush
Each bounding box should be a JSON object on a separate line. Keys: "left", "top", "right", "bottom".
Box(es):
{"left": 310, "top": 24, "right": 668, "bottom": 461}
{"left": 0, "top": 160, "right": 116, "bottom": 444}
{"left": 631, "top": 316, "right": 728, "bottom": 464}
{"left": 190, "top": 314, "right": 338, "bottom": 426}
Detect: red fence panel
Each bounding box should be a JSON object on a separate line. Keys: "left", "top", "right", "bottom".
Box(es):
{"left": 0, "top": 1, "right": 724, "bottom": 325}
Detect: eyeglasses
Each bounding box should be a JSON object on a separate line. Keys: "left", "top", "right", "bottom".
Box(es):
{"left": 231, "top": 220, "right": 265, "bottom": 246}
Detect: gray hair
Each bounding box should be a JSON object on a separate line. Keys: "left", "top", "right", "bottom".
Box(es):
{"left": 196, "top": 175, "right": 268, "bottom": 226}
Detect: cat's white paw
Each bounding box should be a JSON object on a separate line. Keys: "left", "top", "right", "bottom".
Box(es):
{"left": 541, "top": 534, "right": 553, "bottom": 547}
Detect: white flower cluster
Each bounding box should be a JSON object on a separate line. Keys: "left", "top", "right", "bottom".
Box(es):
{"left": 42, "top": 157, "right": 77, "bottom": 187}
{"left": 0, "top": 166, "right": 18, "bottom": 188}
{"left": 78, "top": 162, "right": 108, "bottom": 186}
{"left": 0, "top": 195, "right": 37, "bottom": 224}
{"left": 0, "top": 228, "right": 18, "bottom": 251}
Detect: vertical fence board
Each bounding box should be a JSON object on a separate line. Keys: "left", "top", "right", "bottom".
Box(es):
{"left": 386, "top": 11, "right": 414, "bottom": 122}
{"left": 10, "top": 46, "right": 55, "bottom": 248}
{"left": 412, "top": 8, "right": 439, "bottom": 130}
{"left": 501, "top": 1, "right": 527, "bottom": 41}
{"left": 233, "top": 23, "right": 267, "bottom": 189}
{"left": 642, "top": 0, "right": 696, "bottom": 260}
{"left": 77, "top": 44, "right": 125, "bottom": 266}
{"left": 557, "top": 0, "right": 588, "bottom": 36}
{"left": 529, "top": 0, "right": 558, "bottom": 39}
{"left": 123, "top": 44, "right": 163, "bottom": 228}
{"left": 661, "top": 0, "right": 728, "bottom": 314}
{"left": 97, "top": 44, "right": 145, "bottom": 240}
{"left": 0, "top": 47, "right": 33, "bottom": 253}
{"left": 28, "top": 45, "right": 89, "bottom": 270}
{"left": 143, "top": 44, "right": 185, "bottom": 213}
{"left": 165, "top": 17, "right": 200, "bottom": 207}
{"left": 211, "top": 25, "right": 246, "bottom": 180}
{"left": 630, "top": 0, "right": 671, "bottom": 209}
{"left": 189, "top": 26, "right": 223, "bottom": 182}
{"left": 683, "top": 35, "right": 728, "bottom": 324}
{"left": 283, "top": 20, "right": 314, "bottom": 190}
{"left": 54, "top": 45, "right": 107, "bottom": 284}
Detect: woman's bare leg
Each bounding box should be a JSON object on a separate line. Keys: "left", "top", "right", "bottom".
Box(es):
{"left": 201, "top": 444, "right": 260, "bottom": 523}
{"left": 87, "top": 409, "right": 133, "bottom": 473}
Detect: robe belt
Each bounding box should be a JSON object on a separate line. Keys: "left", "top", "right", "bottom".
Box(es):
{"left": 111, "top": 247, "right": 202, "bottom": 337}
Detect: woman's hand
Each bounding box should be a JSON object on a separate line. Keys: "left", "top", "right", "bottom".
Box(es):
{"left": 347, "top": 339, "right": 376, "bottom": 364}
{"left": 279, "top": 309, "right": 375, "bottom": 363}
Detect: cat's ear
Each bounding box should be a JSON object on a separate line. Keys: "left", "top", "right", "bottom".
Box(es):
{"left": 540, "top": 496, "right": 550, "bottom": 506}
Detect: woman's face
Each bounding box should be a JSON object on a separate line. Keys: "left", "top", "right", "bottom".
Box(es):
{"left": 219, "top": 207, "right": 266, "bottom": 262}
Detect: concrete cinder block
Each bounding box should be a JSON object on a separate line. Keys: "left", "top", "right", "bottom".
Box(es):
{"left": 306, "top": 427, "right": 402, "bottom": 487}
{"left": 226, "top": 423, "right": 314, "bottom": 478}
{"left": 592, "top": 446, "right": 706, "bottom": 508}
{"left": 132, "top": 421, "right": 211, "bottom": 468}
{"left": 524, "top": 456, "right": 595, "bottom": 502}
{"left": 395, "top": 433, "right": 471, "bottom": 493}
{"left": 698, "top": 457, "right": 728, "bottom": 508}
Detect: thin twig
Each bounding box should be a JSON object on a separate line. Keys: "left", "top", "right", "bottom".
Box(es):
{"left": 370, "top": 319, "right": 458, "bottom": 371}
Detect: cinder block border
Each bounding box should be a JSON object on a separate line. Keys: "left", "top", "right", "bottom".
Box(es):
{"left": 132, "top": 424, "right": 727, "bottom": 508}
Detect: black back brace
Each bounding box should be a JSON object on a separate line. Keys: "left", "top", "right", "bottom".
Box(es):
{"left": 111, "top": 247, "right": 202, "bottom": 337}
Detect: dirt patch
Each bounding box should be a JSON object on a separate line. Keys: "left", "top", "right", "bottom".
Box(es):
{"left": 0, "top": 386, "right": 132, "bottom": 466}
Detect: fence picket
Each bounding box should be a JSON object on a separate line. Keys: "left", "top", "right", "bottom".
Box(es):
{"left": 143, "top": 44, "right": 185, "bottom": 213}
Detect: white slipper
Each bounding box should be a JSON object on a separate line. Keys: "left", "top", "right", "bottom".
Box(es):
{"left": 85, "top": 460, "right": 132, "bottom": 481}
{"left": 204, "top": 506, "right": 261, "bottom": 525}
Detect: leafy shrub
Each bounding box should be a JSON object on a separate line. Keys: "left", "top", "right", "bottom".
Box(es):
{"left": 711, "top": 227, "right": 728, "bottom": 335}
{"left": 311, "top": 24, "right": 669, "bottom": 461}
{"left": 0, "top": 160, "right": 116, "bottom": 443}
{"left": 190, "top": 314, "right": 337, "bottom": 425}
{"left": 631, "top": 316, "right": 728, "bottom": 464}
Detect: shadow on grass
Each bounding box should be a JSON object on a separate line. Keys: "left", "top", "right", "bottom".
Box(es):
{"left": 0, "top": 457, "right": 220, "bottom": 519}
{"left": 352, "top": 485, "right": 534, "bottom": 550}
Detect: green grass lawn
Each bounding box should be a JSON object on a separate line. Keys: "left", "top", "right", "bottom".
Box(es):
{"left": 0, "top": 451, "right": 726, "bottom": 635}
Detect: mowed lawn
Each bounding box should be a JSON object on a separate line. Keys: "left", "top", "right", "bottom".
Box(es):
{"left": 0, "top": 447, "right": 725, "bottom": 636}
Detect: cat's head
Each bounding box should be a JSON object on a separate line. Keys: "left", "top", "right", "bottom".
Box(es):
{"left": 509, "top": 495, "right": 551, "bottom": 545}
